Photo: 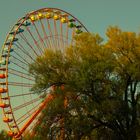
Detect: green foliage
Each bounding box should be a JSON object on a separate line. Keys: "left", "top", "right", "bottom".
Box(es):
{"left": 0, "top": 130, "right": 12, "bottom": 140}
{"left": 29, "top": 29, "right": 140, "bottom": 140}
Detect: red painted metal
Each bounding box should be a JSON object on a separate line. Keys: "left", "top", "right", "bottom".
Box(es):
{"left": 0, "top": 74, "right": 6, "bottom": 78}
{"left": 0, "top": 103, "right": 9, "bottom": 108}
{"left": 0, "top": 88, "right": 8, "bottom": 93}
{"left": 15, "top": 94, "right": 54, "bottom": 138}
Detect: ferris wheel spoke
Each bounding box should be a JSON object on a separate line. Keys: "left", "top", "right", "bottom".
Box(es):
{"left": 15, "top": 94, "right": 54, "bottom": 138}
{"left": 25, "top": 26, "right": 44, "bottom": 55}
{"left": 53, "top": 20, "right": 60, "bottom": 49}
{"left": 71, "top": 28, "right": 76, "bottom": 45}
{"left": 12, "top": 97, "right": 41, "bottom": 112}
{"left": 46, "top": 19, "right": 55, "bottom": 48}
{"left": 60, "top": 22, "right": 65, "bottom": 50}
{"left": 10, "top": 92, "right": 35, "bottom": 98}
{"left": 18, "top": 33, "right": 39, "bottom": 57}
{"left": 17, "top": 110, "right": 41, "bottom": 128}
{"left": 9, "top": 68, "right": 34, "bottom": 79}
{"left": 19, "top": 33, "right": 39, "bottom": 57}
{"left": 53, "top": 20, "right": 58, "bottom": 49}
{"left": 27, "top": 112, "right": 46, "bottom": 137}
{"left": 11, "top": 55, "right": 29, "bottom": 66}
{"left": 8, "top": 71, "right": 34, "bottom": 81}
{"left": 8, "top": 82, "right": 34, "bottom": 87}
{"left": 25, "top": 124, "right": 36, "bottom": 138}
{"left": 53, "top": 35, "right": 68, "bottom": 48}
{"left": 13, "top": 51, "right": 30, "bottom": 65}
{"left": 16, "top": 108, "right": 41, "bottom": 138}
{"left": 15, "top": 102, "right": 41, "bottom": 126}
{"left": 32, "top": 22, "right": 46, "bottom": 50}
{"left": 39, "top": 19, "right": 52, "bottom": 48}
{"left": 64, "top": 24, "right": 69, "bottom": 48}
{"left": 65, "top": 22, "right": 69, "bottom": 47}
{"left": 15, "top": 42, "right": 35, "bottom": 62}
{"left": 10, "top": 61, "right": 30, "bottom": 73}
{"left": 20, "top": 31, "right": 42, "bottom": 56}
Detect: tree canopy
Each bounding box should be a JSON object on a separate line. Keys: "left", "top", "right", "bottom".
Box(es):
{"left": 0, "top": 130, "right": 12, "bottom": 140}
{"left": 29, "top": 26, "right": 140, "bottom": 140}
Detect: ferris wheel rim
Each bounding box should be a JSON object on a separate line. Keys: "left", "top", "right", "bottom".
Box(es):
{"left": 0, "top": 7, "right": 88, "bottom": 139}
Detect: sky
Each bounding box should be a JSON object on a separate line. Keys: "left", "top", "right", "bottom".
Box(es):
{"left": 0, "top": 0, "right": 140, "bottom": 131}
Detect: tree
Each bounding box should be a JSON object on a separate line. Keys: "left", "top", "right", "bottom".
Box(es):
{"left": 0, "top": 130, "right": 12, "bottom": 140}
{"left": 29, "top": 28, "right": 140, "bottom": 140}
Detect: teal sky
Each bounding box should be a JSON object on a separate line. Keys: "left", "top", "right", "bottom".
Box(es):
{"left": 1, "top": 0, "right": 140, "bottom": 131}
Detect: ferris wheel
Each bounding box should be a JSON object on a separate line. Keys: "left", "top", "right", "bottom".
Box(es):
{"left": 0, "top": 8, "right": 88, "bottom": 139}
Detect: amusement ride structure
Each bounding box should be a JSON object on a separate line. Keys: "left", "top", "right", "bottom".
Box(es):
{"left": 0, "top": 8, "right": 88, "bottom": 139}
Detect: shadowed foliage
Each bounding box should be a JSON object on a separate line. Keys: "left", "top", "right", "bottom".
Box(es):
{"left": 29, "top": 27, "right": 140, "bottom": 140}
